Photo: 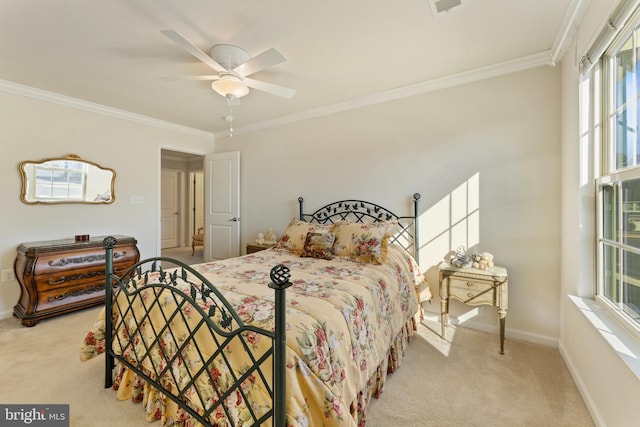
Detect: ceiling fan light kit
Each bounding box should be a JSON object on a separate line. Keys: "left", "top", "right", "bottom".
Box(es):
{"left": 211, "top": 75, "right": 250, "bottom": 99}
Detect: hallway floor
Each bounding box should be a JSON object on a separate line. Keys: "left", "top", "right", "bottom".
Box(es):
{"left": 161, "top": 246, "right": 203, "bottom": 267}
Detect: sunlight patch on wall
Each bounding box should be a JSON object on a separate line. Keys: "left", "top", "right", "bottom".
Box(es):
{"left": 419, "top": 196, "right": 451, "bottom": 266}
{"left": 419, "top": 173, "right": 480, "bottom": 265}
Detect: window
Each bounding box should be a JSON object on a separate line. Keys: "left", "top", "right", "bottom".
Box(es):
{"left": 596, "top": 11, "right": 640, "bottom": 334}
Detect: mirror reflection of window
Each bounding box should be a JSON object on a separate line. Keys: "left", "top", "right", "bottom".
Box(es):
{"left": 19, "top": 155, "right": 115, "bottom": 204}
{"left": 34, "top": 161, "right": 86, "bottom": 201}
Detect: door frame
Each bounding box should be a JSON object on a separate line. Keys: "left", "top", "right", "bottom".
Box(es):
{"left": 157, "top": 147, "right": 207, "bottom": 256}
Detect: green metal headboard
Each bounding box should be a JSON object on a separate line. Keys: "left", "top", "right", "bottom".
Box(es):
{"left": 298, "top": 193, "right": 421, "bottom": 261}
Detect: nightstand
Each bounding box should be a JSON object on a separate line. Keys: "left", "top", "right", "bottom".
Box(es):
{"left": 246, "top": 243, "right": 273, "bottom": 254}
{"left": 439, "top": 261, "right": 508, "bottom": 354}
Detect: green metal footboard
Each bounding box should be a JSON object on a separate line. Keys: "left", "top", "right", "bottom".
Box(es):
{"left": 103, "top": 236, "right": 291, "bottom": 427}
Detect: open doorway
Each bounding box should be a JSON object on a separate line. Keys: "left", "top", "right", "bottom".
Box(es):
{"left": 160, "top": 149, "right": 205, "bottom": 265}
{"left": 189, "top": 170, "right": 205, "bottom": 256}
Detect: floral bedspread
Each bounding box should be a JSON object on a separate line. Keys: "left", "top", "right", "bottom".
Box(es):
{"left": 80, "top": 244, "right": 429, "bottom": 427}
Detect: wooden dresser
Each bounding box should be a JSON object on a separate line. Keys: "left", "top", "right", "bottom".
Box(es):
{"left": 13, "top": 235, "right": 139, "bottom": 326}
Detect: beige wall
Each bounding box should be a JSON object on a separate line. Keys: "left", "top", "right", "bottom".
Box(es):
{"left": 0, "top": 89, "right": 213, "bottom": 317}
{"left": 217, "top": 65, "right": 562, "bottom": 345}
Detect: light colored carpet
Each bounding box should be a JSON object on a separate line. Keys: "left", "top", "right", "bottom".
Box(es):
{"left": 162, "top": 245, "right": 203, "bottom": 267}
{"left": 0, "top": 307, "right": 594, "bottom": 427}
{"left": 366, "top": 318, "right": 594, "bottom": 427}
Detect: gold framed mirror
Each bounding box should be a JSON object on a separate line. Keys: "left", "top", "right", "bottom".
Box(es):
{"left": 19, "top": 154, "right": 116, "bottom": 204}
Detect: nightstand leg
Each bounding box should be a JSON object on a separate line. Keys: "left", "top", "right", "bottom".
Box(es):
{"left": 499, "top": 316, "right": 506, "bottom": 355}
{"left": 440, "top": 297, "right": 448, "bottom": 338}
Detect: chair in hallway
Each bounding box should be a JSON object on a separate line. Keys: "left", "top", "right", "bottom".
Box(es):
{"left": 191, "top": 227, "right": 204, "bottom": 255}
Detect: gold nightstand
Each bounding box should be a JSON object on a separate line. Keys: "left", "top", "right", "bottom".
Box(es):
{"left": 439, "top": 261, "right": 509, "bottom": 354}
{"left": 246, "top": 243, "right": 273, "bottom": 254}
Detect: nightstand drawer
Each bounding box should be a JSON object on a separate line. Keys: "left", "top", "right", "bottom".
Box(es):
{"left": 449, "top": 284, "right": 495, "bottom": 305}
{"left": 449, "top": 277, "right": 492, "bottom": 292}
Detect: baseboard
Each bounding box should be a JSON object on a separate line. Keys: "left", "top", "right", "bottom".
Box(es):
{"left": 558, "top": 340, "right": 606, "bottom": 427}
{"left": 422, "top": 307, "right": 558, "bottom": 347}
{"left": 0, "top": 309, "right": 14, "bottom": 321}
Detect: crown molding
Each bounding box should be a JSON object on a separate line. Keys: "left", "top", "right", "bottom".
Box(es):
{"left": 549, "top": 0, "right": 590, "bottom": 66}
{"left": 0, "top": 49, "right": 553, "bottom": 142}
{"left": 0, "top": 79, "right": 213, "bottom": 140}
{"left": 217, "top": 50, "right": 553, "bottom": 139}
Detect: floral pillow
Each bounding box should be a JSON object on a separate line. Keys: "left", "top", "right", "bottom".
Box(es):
{"left": 332, "top": 221, "right": 391, "bottom": 264}
{"left": 275, "top": 218, "right": 333, "bottom": 254}
{"left": 300, "top": 232, "right": 336, "bottom": 260}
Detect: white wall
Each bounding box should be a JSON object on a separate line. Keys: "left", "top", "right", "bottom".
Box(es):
{"left": 0, "top": 89, "right": 213, "bottom": 319}
{"left": 559, "top": 1, "right": 640, "bottom": 426}
{"left": 216, "top": 65, "right": 562, "bottom": 345}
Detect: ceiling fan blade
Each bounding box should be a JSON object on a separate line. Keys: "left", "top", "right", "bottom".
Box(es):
{"left": 234, "top": 48, "right": 285, "bottom": 77}
{"left": 162, "top": 74, "right": 220, "bottom": 81}
{"left": 178, "top": 75, "right": 220, "bottom": 81}
{"left": 243, "top": 77, "right": 296, "bottom": 99}
{"left": 160, "top": 30, "right": 227, "bottom": 73}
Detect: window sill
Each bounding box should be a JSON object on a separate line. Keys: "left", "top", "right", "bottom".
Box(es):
{"left": 569, "top": 295, "right": 640, "bottom": 380}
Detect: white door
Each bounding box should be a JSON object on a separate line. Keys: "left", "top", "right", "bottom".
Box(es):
{"left": 204, "top": 151, "right": 240, "bottom": 261}
{"left": 160, "top": 169, "right": 179, "bottom": 249}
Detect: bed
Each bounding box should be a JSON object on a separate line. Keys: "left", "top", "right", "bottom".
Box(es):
{"left": 80, "top": 194, "right": 431, "bottom": 427}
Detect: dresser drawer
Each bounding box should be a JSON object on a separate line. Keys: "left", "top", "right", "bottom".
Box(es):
{"left": 34, "top": 261, "right": 131, "bottom": 291}
{"left": 35, "top": 247, "right": 135, "bottom": 274}
{"left": 37, "top": 281, "right": 106, "bottom": 311}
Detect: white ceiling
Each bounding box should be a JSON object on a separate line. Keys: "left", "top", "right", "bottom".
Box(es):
{"left": 0, "top": 0, "right": 582, "bottom": 137}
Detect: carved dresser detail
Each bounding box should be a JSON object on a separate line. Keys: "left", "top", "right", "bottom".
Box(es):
{"left": 13, "top": 235, "right": 139, "bottom": 326}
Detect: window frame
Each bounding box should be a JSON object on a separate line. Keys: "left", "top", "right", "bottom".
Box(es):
{"left": 596, "top": 8, "right": 640, "bottom": 340}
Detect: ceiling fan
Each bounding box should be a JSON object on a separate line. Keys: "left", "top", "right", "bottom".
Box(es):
{"left": 161, "top": 30, "right": 296, "bottom": 102}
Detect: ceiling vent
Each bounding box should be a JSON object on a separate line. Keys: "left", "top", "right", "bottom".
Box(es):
{"left": 429, "top": 0, "right": 462, "bottom": 15}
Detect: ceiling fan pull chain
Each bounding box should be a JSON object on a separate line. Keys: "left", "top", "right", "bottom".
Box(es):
{"left": 226, "top": 103, "right": 234, "bottom": 138}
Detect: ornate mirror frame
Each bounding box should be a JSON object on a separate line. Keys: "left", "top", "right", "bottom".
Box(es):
{"left": 19, "top": 154, "right": 116, "bottom": 204}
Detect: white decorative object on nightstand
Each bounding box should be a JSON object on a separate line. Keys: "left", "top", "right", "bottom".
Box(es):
{"left": 439, "top": 261, "right": 509, "bottom": 354}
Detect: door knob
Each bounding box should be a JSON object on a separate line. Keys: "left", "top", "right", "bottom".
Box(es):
{"left": 229, "top": 217, "right": 239, "bottom": 222}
